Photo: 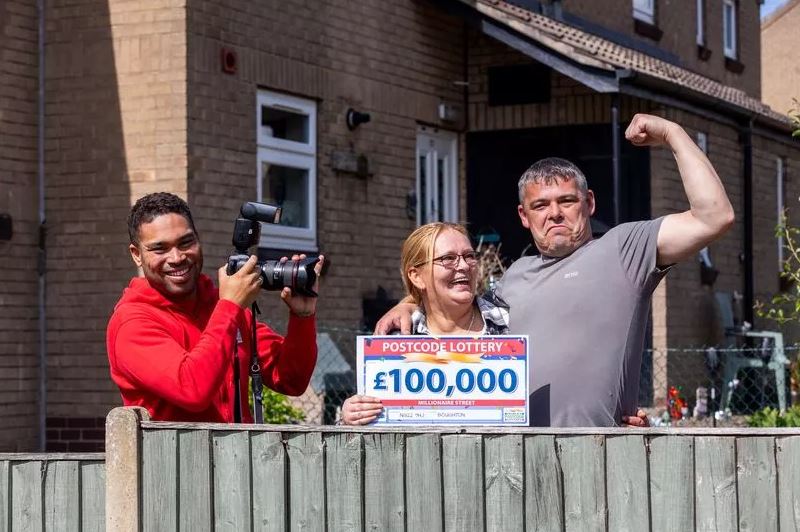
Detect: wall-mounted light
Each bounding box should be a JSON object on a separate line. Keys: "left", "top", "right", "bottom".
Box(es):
{"left": 346, "top": 108, "right": 371, "bottom": 130}
{"left": 221, "top": 47, "right": 237, "bottom": 75}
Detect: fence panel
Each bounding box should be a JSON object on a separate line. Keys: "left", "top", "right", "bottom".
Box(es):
{"left": 484, "top": 434, "right": 524, "bottom": 532}
{"left": 524, "top": 435, "right": 564, "bottom": 531}
{"left": 364, "top": 433, "right": 405, "bottom": 532}
{"left": 0, "top": 455, "right": 104, "bottom": 532}
{"left": 777, "top": 436, "right": 800, "bottom": 532}
{"left": 606, "top": 435, "right": 649, "bottom": 532}
{"left": 559, "top": 435, "right": 606, "bottom": 532}
{"left": 649, "top": 436, "right": 694, "bottom": 532}
{"left": 286, "top": 432, "right": 325, "bottom": 532}
{"left": 695, "top": 436, "right": 737, "bottom": 532}
{"left": 178, "top": 430, "right": 212, "bottom": 532}
{"left": 252, "top": 431, "right": 287, "bottom": 532}
{"left": 442, "top": 434, "right": 484, "bottom": 532}
{"left": 0, "top": 461, "right": 8, "bottom": 532}
{"left": 142, "top": 429, "right": 178, "bottom": 532}
{"left": 81, "top": 462, "right": 105, "bottom": 532}
{"left": 12, "top": 461, "right": 43, "bottom": 532}
{"left": 405, "top": 433, "right": 443, "bottom": 532}
{"left": 44, "top": 461, "right": 79, "bottom": 531}
{"left": 737, "top": 437, "right": 778, "bottom": 532}
{"left": 212, "top": 431, "right": 251, "bottom": 532}
{"left": 324, "top": 433, "right": 362, "bottom": 532}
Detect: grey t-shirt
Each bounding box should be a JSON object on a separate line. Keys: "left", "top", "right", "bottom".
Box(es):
{"left": 495, "top": 218, "right": 668, "bottom": 427}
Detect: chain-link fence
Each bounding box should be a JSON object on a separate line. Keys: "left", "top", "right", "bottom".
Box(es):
{"left": 273, "top": 323, "right": 798, "bottom": 428}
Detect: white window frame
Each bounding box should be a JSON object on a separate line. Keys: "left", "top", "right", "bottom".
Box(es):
{"left": 633, "top": 0, "right": 655, "bottom": 24}
{"left": 256, "top": 90, "right": 317, "bottom": 251}
{"left": 416, "top": 127, "right": 458, "bottom": 226}
{"left": 777, "top": 157, "right": 786, "bottom": 267}
{"left": 696, "top": 0, "right": 705, "bottom": 46}
{"left": 723, "top": 0, "right": 737, "bottom": 59}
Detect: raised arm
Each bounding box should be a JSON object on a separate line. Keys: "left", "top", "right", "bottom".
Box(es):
{"left": 374, "top": 295, "right": 417, "bottom": 335}
{"left": 625, "top": 114, "right": 735, "bottom": 266}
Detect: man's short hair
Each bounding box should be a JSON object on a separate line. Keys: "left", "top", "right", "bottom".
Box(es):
{"left": 518, "top": 157, "right": 589, "bottom": 203}
{"left": 127, "top": 192, "right": 197, "bottom": 245}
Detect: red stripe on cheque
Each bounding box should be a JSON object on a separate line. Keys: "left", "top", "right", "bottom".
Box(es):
{"left": 381, "top": 399, "right": 526, "bottom": 407}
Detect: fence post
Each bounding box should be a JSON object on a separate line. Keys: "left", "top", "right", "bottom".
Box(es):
{"left": 105, "top": 406, "right": 150, "bottom": 532}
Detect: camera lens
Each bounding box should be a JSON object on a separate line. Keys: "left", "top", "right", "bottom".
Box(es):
{"left": 259, "top": 257, "right": 319, "bottom": 297}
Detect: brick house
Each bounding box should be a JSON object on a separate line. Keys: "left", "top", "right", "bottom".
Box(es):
{"left": 1, "top": 0, "right": 798, "bottom": 451}
{"left": 761, "top": 0, "right": 800, "bottom": 115}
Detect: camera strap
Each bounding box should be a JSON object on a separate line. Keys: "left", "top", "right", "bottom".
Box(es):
{"left": 250, "top": 301, "right": 264, "bottom": 424}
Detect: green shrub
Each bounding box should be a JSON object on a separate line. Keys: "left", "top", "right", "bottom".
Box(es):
{"left": 747, "top": 404, "right": 800, "bottom": 427}
{"left": 247, "top": 382, "right": 306, "bottom": 424}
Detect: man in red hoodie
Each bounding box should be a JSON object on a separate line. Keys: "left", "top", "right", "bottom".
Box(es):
{"left": 106, "top": 192, "right": 323, "bottom": 423}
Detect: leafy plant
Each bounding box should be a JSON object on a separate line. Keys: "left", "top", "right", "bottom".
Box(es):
{"left": 247, "top": 382, "right": 306, "bottom": 424}
{"left": 748, "top": 404, "right": 800, "bottom": 427}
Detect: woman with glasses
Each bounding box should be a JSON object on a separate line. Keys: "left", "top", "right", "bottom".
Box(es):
{"left": 340, "top": 222, "right": 509, "bottom": 425}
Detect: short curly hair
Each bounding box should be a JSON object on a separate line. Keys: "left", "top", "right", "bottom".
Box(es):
{"left": 127, "top": 192, "right": 198, "bottom": 245}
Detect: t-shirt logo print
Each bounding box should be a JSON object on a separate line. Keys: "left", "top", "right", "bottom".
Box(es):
{"left": 563, "top": 271, "right": 579, "bottom": 279}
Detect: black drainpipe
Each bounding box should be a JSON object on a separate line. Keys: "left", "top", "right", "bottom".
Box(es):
{"left": 37, "top": 0, "right": 47, "bottom": 452}
{"left": 741, "top": 120, "right": 754, "bottom": 325}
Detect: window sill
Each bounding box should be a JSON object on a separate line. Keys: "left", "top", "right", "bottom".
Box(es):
{"left": 724, "top": 57, "right": 744, "bottom": 74}
{"left": 697, "top": 45, "right": 712, "bottom": 61}
{"left": 633, "top": 18, "right": 663, "bottom": 41}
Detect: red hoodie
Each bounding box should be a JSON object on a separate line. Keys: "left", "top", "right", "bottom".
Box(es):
{"left": 106, "top": 274, "right": 317, "bottom": 422}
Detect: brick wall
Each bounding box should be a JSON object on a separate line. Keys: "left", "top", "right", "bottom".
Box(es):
{"left": 761, "top": 1, "right": 800, "bottom": 114}
{"left": 42, "top": 0, "right": 188, "bottom": 449}
{"left": 0, "top": 0, "right": 40, "bottom": 451}
{"left": 45, "top": 415, "right": 105, "bottom": 452}
{"left": 184, "top": 0, "right": 465, "bottom": 333}
{"left": 560, "top": 0, "right": 761, "bottom": 98}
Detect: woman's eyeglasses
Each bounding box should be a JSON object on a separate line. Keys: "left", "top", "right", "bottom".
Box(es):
{"left": 422, "top": 251, "right": 479, "bottom": 269}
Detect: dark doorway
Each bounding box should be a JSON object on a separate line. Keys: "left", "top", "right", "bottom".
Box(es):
{"left": 466, "top": 124, "right": 651, "bottom": 260}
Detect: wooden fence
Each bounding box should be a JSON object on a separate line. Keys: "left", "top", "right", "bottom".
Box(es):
{"left": 0, "top": 453, "right": 105, "bottom": 531}
{"left": 103, "top": 407, "right": 800, "bottom": 532}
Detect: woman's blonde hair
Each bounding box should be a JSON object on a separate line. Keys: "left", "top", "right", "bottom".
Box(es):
{"left": 400, "top": 222, "right": 470, "bottom": 305}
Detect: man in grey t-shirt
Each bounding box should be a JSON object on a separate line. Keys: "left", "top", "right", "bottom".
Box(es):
{"left": 378, "top": 114, "right": 734, "bottom": 426}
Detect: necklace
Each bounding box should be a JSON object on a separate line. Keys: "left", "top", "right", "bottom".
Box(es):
{"left": 464, "top": 307, "right": 476, "bottom": 333}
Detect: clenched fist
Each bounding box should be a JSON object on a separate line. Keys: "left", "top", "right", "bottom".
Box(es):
{"left": 625, "top": 113, "right": 678, "bottom": 147}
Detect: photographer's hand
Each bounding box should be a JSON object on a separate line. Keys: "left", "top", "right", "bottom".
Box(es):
{"left": 218, "top": 255, "right": 262, "bottom": 309}
{"left": 281, "top": 254, "right": 325, "bottom": 317}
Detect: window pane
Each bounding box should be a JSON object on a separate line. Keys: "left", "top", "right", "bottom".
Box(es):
{"left": 262, "top": 162, "right": 309, "bottom": 228}
{"left": 696, "top": 0, "right": 704, "bottom": 45}
{"left": 723, "top": 3, "right": 735, "bottom": 53}
{"left": 633, "top": 0, "right": 654, "bottom": 22}
{"left": 261, "top": 106, "right": 309, "bottom": 143}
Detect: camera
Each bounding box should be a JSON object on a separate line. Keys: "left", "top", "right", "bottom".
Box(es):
{"left": 227, "top": 201, "right": 319, "bottom": 297}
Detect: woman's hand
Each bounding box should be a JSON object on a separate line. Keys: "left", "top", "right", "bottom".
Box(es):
{"left": 341, "top": 395, "right": 383, "bottom": 425}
